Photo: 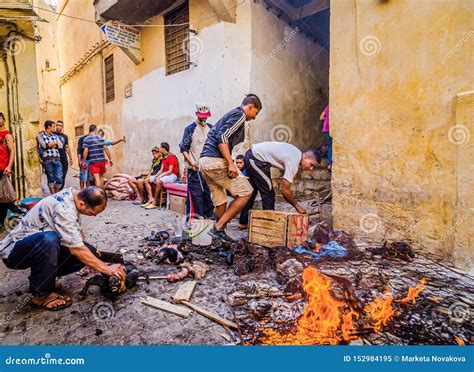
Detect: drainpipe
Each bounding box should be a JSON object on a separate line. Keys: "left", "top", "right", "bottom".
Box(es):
{"left": 0, "top": 51, "right": 18, "bottom": 193}
{"left": 10, "top": 51, "right": 26, "bottom": 198}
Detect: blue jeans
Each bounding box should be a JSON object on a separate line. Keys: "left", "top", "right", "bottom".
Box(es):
{"left": 43, "top": 159, "right": 63, "bottom": 188}
{"left": 186, "top": 169, "right": 213, "bottom": 219}
{"left": 325, "top": 132, "right": 333, "bottom": 165}
{"left": 3, "top": 231, "right": 96, "bottom": 296}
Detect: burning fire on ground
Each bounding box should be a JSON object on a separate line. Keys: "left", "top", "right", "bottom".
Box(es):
{"left": 259, "top": 266, "right": 426, "bottom": 345}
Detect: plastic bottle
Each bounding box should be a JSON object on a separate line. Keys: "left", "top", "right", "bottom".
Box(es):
{"left": 175, "top": 214, "right": 183, "bottom": 238}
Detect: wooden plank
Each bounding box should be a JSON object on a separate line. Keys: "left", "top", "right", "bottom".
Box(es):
{"left": 140, "top": 296, "right": 191, "bottom": 318}
{"left": 250, "top": 210, "right": 288, "bottom": 222}
{"left": 181, "top": 301, "right": 237, "bottom": 329}
{"left": 249, "top": 234, "right": 285, "bottom": 247}
{"left": 251, "top": 219, "right": 285, "bottom": 230}
{"left": 250, "top": 225, "right": 286, "bottom": 238}
{"left": 173, "top": 281, "right": 197, "bottom": 302}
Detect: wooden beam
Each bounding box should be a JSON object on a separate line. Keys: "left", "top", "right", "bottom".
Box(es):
{"left": 140, "top": 296, "right": 191, "bottom": 318}
{"left": 264, "top": 0, "right": 329, "bottom": 21}
{"left": 206, "top": 0, "right": 237, "bottom": 23}
{"left": 181, "top": 301, "right": 238, "bottom": 329}
{"left": 173, "top": 281, "right": 197, "bottom": 302}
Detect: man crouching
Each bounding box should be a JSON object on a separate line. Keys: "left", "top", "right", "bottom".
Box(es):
{"left": 0, "top": 186, "right": 125, "bottom": 311}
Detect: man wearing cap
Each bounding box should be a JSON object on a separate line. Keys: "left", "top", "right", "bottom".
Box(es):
{"left": 199, "top": 94, "right": 262, "bottom": 243}
{"left": 179, "top": 103, "right": 213, "bottom": 220}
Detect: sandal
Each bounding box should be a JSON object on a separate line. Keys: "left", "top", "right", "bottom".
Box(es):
{"left": 31, "top": 293, "right": 73, "bottom": 311}
{"left": 145, "top": 204, "right": 158, "bottom": 210}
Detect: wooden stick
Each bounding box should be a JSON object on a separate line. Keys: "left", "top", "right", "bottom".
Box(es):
{"left": 138, "top": 275, "right": 168, "bottom": 280}
{"left": 140, "top": 296, "right": 191, "bottom": 318}
{"left": 180, "top": 301, "right": 237, "bottom": 329}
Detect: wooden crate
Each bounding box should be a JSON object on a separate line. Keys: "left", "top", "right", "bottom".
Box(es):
{"left": 168, "top": 194, "right": 186, "bottom": 214}
{"left": 248, "top": 210, "right": 308, "bottom": 248}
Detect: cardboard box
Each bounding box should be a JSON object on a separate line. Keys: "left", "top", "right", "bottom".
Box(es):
{"left": 168, "top": 194, "right": 186, "bottom": 214}
{"left": 248, "top": 210, "right": 308, "bottom": 248}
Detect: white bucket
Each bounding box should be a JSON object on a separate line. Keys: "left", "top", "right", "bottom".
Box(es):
{"left": 189, "top": 218, "right": 213, "bottom": 246}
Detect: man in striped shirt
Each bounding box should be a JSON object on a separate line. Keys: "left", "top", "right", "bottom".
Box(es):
{"left": 82, "top": 125, "right": 113, "bottom": 188}
{"left": 199, "top": 94, "right": 262, "bottom": 243}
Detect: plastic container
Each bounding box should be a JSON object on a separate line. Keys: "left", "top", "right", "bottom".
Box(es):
{"left": 20, "top": 197, "right": 42, "bottom": 210}
{"left": 174, "top": 214, "right": 183, "bottom": 238}
{"left": 190, "top": 219, "right": 213, "bottom": 246}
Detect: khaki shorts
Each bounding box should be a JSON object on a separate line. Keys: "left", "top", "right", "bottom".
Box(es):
{"left": 199, "top": 157, "right": 253, "bottom": 206}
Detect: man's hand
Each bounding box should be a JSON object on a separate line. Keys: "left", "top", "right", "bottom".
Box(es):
{"left": 296, "top": 205, "right": 307, "bottom": 215}
{"left": 107, "top": 264, "right": 126, "bottom": 281}
{"left": 80, "top": 161, "right": 87, "bottom": 169}
{"left": 191, "top": 163, "right": 199, "bottom": 171}
{"left": 3, "top": 166, "right": 12, "bottom": 175}
{"left": 49, "top": 141, "right": 57, "bottom": 148}
{"left": 107, "top": 160, "right": 113, "bottom": 167}
{"left": 227, "top": 163, "right": 238, "bottom": 179}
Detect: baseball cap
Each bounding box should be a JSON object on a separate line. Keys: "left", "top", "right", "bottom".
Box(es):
{"left": 195, "top": 102, "right": 211, "bottom": 119}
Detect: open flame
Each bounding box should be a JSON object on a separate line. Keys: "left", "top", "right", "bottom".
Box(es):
{"left": 397, "top": 278, "right": 426, "bottom": 304}
{"left": 259, "top": 266, "right": 426, "bottom": 345}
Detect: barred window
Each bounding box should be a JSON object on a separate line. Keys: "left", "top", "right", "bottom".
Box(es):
{"left": 75, "top": 125, "right": 84, "bottom": 137}
{"left": 164, "top": 2, "right": 189, "bottom": 75}
{"left": 104, "top": 54, "right": 114, "bottom": 103}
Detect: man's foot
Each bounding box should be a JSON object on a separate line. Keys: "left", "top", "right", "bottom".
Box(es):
{"left": 145, "top": 204, "right": 158, "bottom": 209}
{"left": 208, "top": 225, "right": 235, "bottom": 243}
{"left": 31, "top": 292, "right": 72, "bottom": 311}
{"left": 238, "top": 224, "right": 248, "bottom": 231}
{"left": 140, "top": 201, "right": 151, "bottom": 208}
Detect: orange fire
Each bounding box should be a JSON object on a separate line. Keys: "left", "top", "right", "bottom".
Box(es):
{"left": 455, "top": 336, "right": 465, "bottom": 345}
{"left": 364, "top": 296, "right": 395, "bottom": 332}
{"left": 397, "top": 278, "right": 426, "bottom": 304}
{"left": 260, "top": 266, "right": 357, "bottom": 345}
{"left": 258, "top": 267, "right": 426, "bottom": 345}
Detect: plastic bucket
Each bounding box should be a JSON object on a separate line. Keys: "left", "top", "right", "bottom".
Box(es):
{"left": 189, "top": 219, "right": 213, "bottom": 246}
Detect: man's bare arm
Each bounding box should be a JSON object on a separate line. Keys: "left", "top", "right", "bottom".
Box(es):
{"left": 281, "top": 179, "right": 306, "bottom": 214}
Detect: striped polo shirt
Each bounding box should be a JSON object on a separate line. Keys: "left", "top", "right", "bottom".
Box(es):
{"left": 82, "top": 134, "right": 106, "bottom": 164}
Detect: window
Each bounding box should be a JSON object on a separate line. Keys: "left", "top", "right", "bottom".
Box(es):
{"left": 75, "top": 125, "right": 84, "bottom": 137}
{"left": 104, "top": 54, "right": 114, "bottom": 103}
{"left": 164, "top": 2, "right": 189, "bottom": 75}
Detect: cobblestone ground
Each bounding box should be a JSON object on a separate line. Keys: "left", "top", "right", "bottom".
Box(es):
{"left": 0, "top": 171, "right": 329, "bottom": 345}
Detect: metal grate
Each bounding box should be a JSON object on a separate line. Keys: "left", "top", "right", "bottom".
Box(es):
{"left": 104, "top": 54, "right": 115, "bottom": 103}
{"left": 164, "top": 2, "right": 189, "bottom": 75}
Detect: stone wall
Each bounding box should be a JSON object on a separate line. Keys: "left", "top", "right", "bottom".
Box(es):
{"left": 330, "top": 0, "right": 473, "bottom": 272}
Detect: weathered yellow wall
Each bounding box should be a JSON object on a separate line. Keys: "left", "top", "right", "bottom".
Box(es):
{"left": 35, "top": 0, "right": 63, "bottom": 125}
{"left": 330, "top": 0, "right": 473, "bottom": 272}
{"left": 0, "top": 19, "right": 42, "bottom": 197}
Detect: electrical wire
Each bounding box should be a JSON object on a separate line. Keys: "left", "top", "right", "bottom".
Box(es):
{"left": 32, "top": 0, "right": 245, "bottom": 28}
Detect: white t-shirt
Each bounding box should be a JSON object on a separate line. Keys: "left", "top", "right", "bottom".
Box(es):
{"left": 189, "top": 123, "right": 210, "bottom": 166}
{"left": 251, "top": 142, "right": 302, "bottom": 183}
{"left": 0, "top": 188, "right": 84, "bottom": 258}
